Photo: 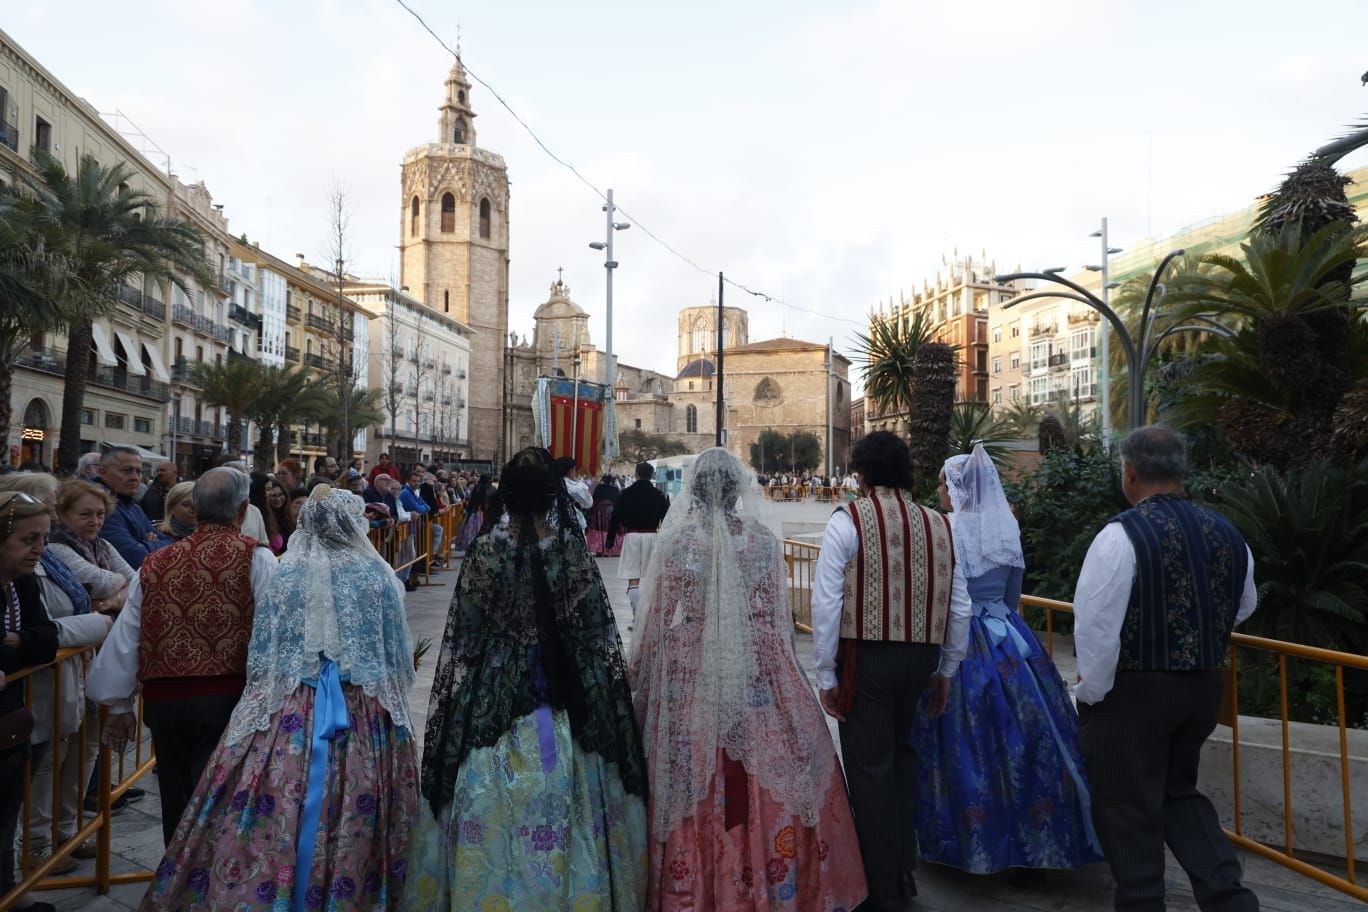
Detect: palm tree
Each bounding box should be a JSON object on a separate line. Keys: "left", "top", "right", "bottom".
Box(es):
{"left": 947, "top": 402, "right": 1014, "bottom": 465}
{"left": 244, "top": 365, "right": 318, "bottom": 472}
{"left": 907, "top": 343, "right": 957, "bottom": 488}
{"left": 997, "top": 400, "right": 1043, "bottom": 438}
{"left": 316, "top": 385, "right": 385, "bottom": 453}
{"left": 6, "top": 152, "right": 215, "bottom": 475}
{"left": 0, "top": 191, "right": 70, "bottom": 445}
{"left": 853, "top": 305, "right": 940, "bottom": 434}
{"left": 188, "top": 357, "right": 265, "bottom": 458}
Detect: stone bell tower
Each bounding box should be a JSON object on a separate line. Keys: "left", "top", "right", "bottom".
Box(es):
{"left": 399, "top": 55, "right": 511, "bottom": 461}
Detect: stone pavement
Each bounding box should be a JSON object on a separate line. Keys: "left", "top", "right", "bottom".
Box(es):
{"left": 44, "top": 510, "right": 1356, "bottom": 910}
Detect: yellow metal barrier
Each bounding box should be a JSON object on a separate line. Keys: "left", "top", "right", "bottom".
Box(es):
{"left": 0, "top": 645, "right": 157, "bottom": 906}
{"left": 782, "top": 539, "right": 819, "bottom": 634}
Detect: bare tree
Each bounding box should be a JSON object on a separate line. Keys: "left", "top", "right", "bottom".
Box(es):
{"left": 323, "top": 183, "right": 358, "bottom": 461}
{"left": 409, "top": 310, "right": 433, "bottom": 464}
{"left": 380, "top": 291, "right": 408, "bottom": 461}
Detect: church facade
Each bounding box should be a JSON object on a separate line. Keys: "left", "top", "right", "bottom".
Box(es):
{"left": 399, "top": 59, "right": 510, "bottom": 463}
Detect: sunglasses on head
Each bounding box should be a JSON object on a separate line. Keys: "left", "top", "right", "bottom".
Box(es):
{"left": 0, "top": 490, "right": 42, "bottom": 539}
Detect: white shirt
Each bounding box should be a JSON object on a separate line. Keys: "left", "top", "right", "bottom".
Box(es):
{"left": 86, "top": 545, "right": 279, "bottom": 714}
{"left": 1072, "top": 522, "right": 1257, "bottom": 705}
{"left": 811, "top": 508, "right": 972, "bottom": 690}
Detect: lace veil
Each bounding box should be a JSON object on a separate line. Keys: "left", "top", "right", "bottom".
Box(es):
{"left": 942, "top": 443, "right": 1025, "bottom": 579}
{"left": 629, "top": 447, "right": 834, "bottom": 833}
{"left": 224, "top": 485, "right": 415, "bottom": 744}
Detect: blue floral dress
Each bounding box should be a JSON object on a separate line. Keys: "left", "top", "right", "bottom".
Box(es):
{"left": 910, "top": 565, "right": 1104, "bottom": 873}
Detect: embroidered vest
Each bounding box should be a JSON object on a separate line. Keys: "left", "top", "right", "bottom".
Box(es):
{"left": 1109, "top": 494, "right": 1248, "bottom": 672}
{"left": 840, "top": 487, "right": 955, "bottom": 644}
{"left": 137, "top": 524, "right": 258, "bottom": 683}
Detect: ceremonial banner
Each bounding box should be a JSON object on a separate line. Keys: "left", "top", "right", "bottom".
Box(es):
{"left": 534, "top": 377, "right": 612, "bottom": 477}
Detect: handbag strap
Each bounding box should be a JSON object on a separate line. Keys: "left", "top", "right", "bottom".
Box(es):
{"left": 3, "top": 581, "right": 18, "bottom": 636}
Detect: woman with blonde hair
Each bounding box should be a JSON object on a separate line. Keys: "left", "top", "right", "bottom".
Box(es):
{"left": 156, "top": 482, "right": 196, "bottom": 541}
{"left": 45, "top": 480, "right": 134, "bottom": 602}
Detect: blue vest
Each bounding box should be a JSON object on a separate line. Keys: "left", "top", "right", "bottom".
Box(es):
{"left": 1108, "top": 493, "right": 1248, "bottom": 672}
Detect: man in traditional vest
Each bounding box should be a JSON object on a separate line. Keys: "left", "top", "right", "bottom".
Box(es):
{"left": 1074, "top": 427, "right": 1258, "bottom": 912}
{"left": 87, "top": 467, "right": 278, "bottom": 844}
{"left": 812, "top": 431, "right": 971, "bottom": 910}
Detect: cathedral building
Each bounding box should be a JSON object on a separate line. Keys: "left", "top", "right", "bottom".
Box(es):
{"left": 399, "top": 58, "right": 510, "bottom": 462}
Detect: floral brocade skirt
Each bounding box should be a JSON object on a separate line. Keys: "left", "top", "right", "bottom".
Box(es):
{"left": 453, "top": 511, "right": 483, "bottom": 552}
{"left": 141, "top": 684, "right": 419, "bottom": 911}
{"left": 405, "top": 708, "right": 649, "bottom": 911}
{"left": 647, "top": 751, "right": 867, "bottom": 912}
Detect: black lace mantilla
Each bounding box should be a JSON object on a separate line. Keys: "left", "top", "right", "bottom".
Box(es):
{"left": 420, "top": 528, "right": 647, "bottom": 817}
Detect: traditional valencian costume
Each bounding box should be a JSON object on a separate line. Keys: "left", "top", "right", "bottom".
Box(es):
{"left": 630, "top": 448, "right": 866, "bottom": 911}
{"left": 406, "top": 447, "right": 648, "bottom": 910}
{"left": 142, "top": 486, "right": 418, "bottom": 911}
{"left": 910, "top": 445, "right": 1102, "bottom": 873}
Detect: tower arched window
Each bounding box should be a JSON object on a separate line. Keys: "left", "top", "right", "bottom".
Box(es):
{"left": 479, "top": 198, "right": 491, "bottom": 239}
{"left": 441, "top": 193, "right": 456, "bottom": 233}
{"left": 452, "top": 119, "right": 465, "bottom": 144}
{"left": 410, "top": 197, "right": 420, "bottom": 236}
{"left": 686, "top": 404, "right": 698, "bottom": 434}
{"left": 691, "top": 317, "right": 709, "bottom": 354}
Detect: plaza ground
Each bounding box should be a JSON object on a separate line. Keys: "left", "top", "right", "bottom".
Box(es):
{"left": 43, "top": 499, "right": 1356, "bottom": 910}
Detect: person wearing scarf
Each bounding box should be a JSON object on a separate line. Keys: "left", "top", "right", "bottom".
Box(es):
{"left": 45, "top": 480, "right": 135, "bottom": 604}
{"left": 156, "top": 482, "right": 197, "bottom": 541}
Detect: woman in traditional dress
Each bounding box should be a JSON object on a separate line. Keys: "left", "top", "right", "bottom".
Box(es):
{"left": 630, "top": 447, "right": 867, "bottom": 911}
{"left": 142, "top": 485, "right": 418, "bottom": 911}
{"left": 910, "top": 444, "right": 1103, "bottom": 875}
{"left": 407, "top": 447, "right": 648, "bottom": 910}
{"left": 585, "top": 475, "right": 621, "bottom": 556}
{"left": 450, "top": 474, "right": 491, "bottom": 553}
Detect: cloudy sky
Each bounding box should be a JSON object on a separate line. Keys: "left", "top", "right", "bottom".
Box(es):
{"left": 8, "top": 0, "right": 1368, "bottom": 385}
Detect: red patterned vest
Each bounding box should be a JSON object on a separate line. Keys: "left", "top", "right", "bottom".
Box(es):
{"left": 840, "top": 487, "right": 955, "bottom": 644}
{"left": 137, "top": 524, "right": 257, "bottom": 699}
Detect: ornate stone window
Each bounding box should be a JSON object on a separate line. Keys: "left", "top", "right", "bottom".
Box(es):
{"left": 452, "top": 119, "right": 466, "bottom": 144}
{"left": 691, "top": 316, "right": 709, "bottom": 355}
{"left": 479, "top": 198, "right": 491, "bottom": 239}
{"left": 410, "top": 197, "right": 420, "bottom": 236}
{"left": 686, "top": 404, "right": 698, "bottom": 434}
{"left": 441, "top": 193, "right": 456, "bottom": 233}
{"left": 754, "top": 377, "right": 781, "bottom": 403}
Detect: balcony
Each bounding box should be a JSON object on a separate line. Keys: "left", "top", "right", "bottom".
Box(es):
{"left": 286, "top": 304, "right": 302, "bottom": 323}
{"left": 1048, "top": 353, "right": 1069, "bottom": 367}
{"left": 305, "top": 313, "right": 335, "bottom": 334}
{"left": 117, "top": 283, "right": 143, "bottom": 309}
{"left": 142, "top": 297, "right": 166, "bottom": 321}
{"left": 174, "top": 416, "right": 197, "bottom": 435}
{"left": 1071, "top": 346, "right": 1098, "bottom": 362}
{"left": 217, "top": 275, "right": 233, "bottom": 296}
{"left": 172, "top": 357, "right": 196, "bottom": 384}
{"left": 1068, "top": 310, "right": 1100, "bottom": 325}
{"left": 457, "top": 369, "right": 467, "bottom": 380}
{"left": 1030, "top": 322, "right": 1057, "bottom": 338}
{"left": 285, "top": 346, "right": 300, "bottom": 363}
{"left": 200, "top": 420, "right": 225, "bottom": 439}
{"left": 228, "top": 348, "right": 256, "bottom": 364}
{"left": 89, "top": 366, "right": 170, "bottom": 402}
{"left": 440, "top": 362, "right": 452, "bottom": 374}
{"left": 305, "top": 353, "right": 332, "bottom": 370}
{"left": 229, "top": 303, "right": 261, "bottom": 328}
{"left": 15, "top": 347, "right": 66, "bottom": 377}
{"left": 0, "top": 119, "right": 17, "bottom": 152}
{"left": 211, "top": 323, "right": 232, "bottom": 343}
{"left": 173, "top": 303, "right": 197, "bottom": 328}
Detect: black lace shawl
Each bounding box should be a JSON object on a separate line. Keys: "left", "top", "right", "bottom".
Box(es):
{"left": 419, "top": 525, "right": 647, "bottom": 817}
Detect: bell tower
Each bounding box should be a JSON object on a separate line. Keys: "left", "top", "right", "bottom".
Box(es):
{"left": 400, "top": 55, "right": 511, "bottom": 461}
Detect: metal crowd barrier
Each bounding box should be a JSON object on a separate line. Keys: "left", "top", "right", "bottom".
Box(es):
{"left": 1, "top": 645, "right": 157, "bottom": 906}
{"left": 781, "top": 543, "right": 1368, "bottom": 903}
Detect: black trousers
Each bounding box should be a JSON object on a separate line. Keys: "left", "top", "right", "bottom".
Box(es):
{"left": 143, "top": 693, "right": 239, "bottom": 846}
{"left": 837, "top": 640, "right": 942, "bottom": 912}
{"left": 1079, "top": 670, "right": 1258, "bottom": 912}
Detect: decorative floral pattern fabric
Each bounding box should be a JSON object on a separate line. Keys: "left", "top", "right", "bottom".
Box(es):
{"left": 451, "top": 510, "right": 483, "bottom": 553}
{"left": 406, "top": 708, "right": 648, "bottom": 910}
{"left": 141, "top": 683, "right": 418, "bottom": 911}
{"left": 910, "top": 565, "right": 1103, "bottom": 874}
{"left": 643, "top": 748, "right": 866, "bottom": 912}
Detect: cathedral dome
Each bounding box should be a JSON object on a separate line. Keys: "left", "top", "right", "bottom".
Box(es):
{"left": 676, "top": 358, "right": 715, "bottom": 380}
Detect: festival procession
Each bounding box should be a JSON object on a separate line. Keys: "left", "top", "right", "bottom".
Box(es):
{"left": 2, "top": 5, "right": 1368, "bottom": 912}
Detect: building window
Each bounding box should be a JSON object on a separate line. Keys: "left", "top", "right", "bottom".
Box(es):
{"left": 975, "top": 378, "right": 988, "bottom": 402}
{"left": 1010, "top": 321, "right": 1020, "bottom": 338}
{"left": 992, "top": 325, "right": 1002, "bottom": 344}
{"left": 134, "top": 417, "right": 151, "bottom": 434}
{"left": 975, "top": 350, "right": 988, "bottom": 372}
{"left": 992, "top": 388, "right": 1002, "bottom": 406}
{"left": 80, "top": 409, "right": 94, "bottom": 426}
{"left": 410, "top": 197, "right": 420, "bottom": 236}
{"left": 1030, "top": 342, "right": 1049, "bottom": 371}
{"left": 479, "top": 198, "right": 491, "bottom": 238}
{"left": 1030, "top": 376, "right": 1049, "bottom": 405}
{"left": 452, "top": 119, "right": 465, "bottom": 144}
{"left": 105, "top": 413, "right": 125, "bottom": 430}
{"left": 34, "top": 116, "right": 51, "bottom": 154}
{"left": 1011, "top": 352, "right": 1021, "bottom": 371}
{"left": 440, "top": 193, "right": 455, "bottom": 233}
{"left": 634, "top": 418, "right": 642, "bottom": 429}
{"left": 1071, "top": 329, "right": 1093, "bottom": 360}
{"left": 174, "top": 338, "right": 183, "bottom": 361}
{"left": 686, "top": 404, "right": 698, "bottom": 434}
{"left": 992, "top": 356, "right": 1001, "bottom": 374}
{"left": 1010, "top": 384, "right": 1021, "bottom": 402}
{"left": 444, "top": 290, "right": 449, "bottom": 312}
{"left": 754, "top": 377, "right": 780, "bottom": 403}
{"left": 196, "top": 345, "right": 204, "bottom": 362}
{"left": 691, "top": 317, "right": 709, "bottom": 354}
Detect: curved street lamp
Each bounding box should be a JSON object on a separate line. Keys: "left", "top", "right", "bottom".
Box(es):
{"left": 995, "top": 247, "right": 1217, "bottom": 434}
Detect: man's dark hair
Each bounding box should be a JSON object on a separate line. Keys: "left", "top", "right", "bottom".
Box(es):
{"left": 635, "top": 462, "right": 654, "bottom": 481}
{"left": 850, "top": 431, "right": 915, "bottom": 490}
{"left": 1121, "top": 426, "right": 1187, "bottom": 484}
{"left": 314, "top": 455, "right": 332, "bottom": 472}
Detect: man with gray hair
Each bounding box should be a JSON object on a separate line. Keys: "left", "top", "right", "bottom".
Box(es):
{"left": 77, "top": 451, "right": 101, "bottom": 480}
{"left": 88, "top": 467, "right": 277, "bottom": 844}
{"left": 1073, "top": 426, "right": 1258, "bottom": 911}
{"left": 94, "top": 446, "right": 171, "bottom": 569}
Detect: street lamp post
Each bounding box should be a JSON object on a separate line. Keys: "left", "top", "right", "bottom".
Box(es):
{"left": 1086, "top": 219, "right": 1123, "bottom": 447}
{"left": 588, "top": 189, "right": 631, "bottom": 390}
{"left": 994, "top": 246, "right": 1222, "bottom": 434}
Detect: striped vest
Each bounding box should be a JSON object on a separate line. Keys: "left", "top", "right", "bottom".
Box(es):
{"left": 840, "top": 487, "right": 955, "bottom": 644}
{"left": 1110, "top": 494, "right": 1248, "bottom": 672}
